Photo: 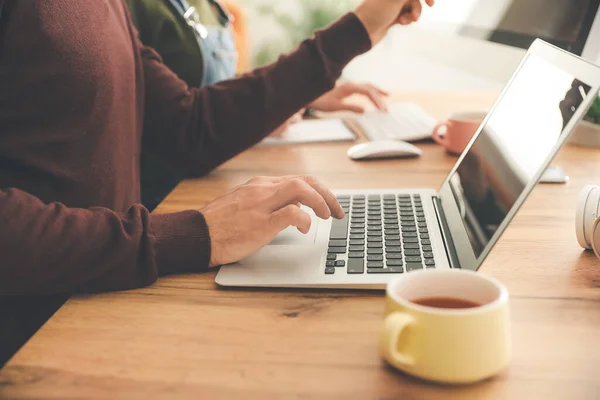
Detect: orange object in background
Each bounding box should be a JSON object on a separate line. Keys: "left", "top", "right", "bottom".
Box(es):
{"left": 222, "top": 1, "right": 250, "bottom": 73}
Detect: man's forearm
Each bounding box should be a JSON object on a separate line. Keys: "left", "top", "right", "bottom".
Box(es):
{"left": 0, "top": 188, "right": 210, "bottom": 296}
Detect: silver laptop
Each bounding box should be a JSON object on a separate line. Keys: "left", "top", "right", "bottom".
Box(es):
{"left": 216, "top": 40, "right": 600, "bottom": 289}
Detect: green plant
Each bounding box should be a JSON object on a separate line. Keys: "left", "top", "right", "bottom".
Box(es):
{"left": 584, "top": 96, "right": 600, "bottom": 124}
{"left": 253, "top": 0, "right": 356, "bottom": 67}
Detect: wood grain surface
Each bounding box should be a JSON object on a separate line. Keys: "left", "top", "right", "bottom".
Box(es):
{"left": 1, "top": 92, "right": 600, "bottom": 400}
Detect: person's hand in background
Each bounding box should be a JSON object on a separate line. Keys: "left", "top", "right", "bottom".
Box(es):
{"left": 309, "top": 82, "right": 388, "bottom": 113}
{"left": 355, "top": 0, "right": 435, "bottom": 45}
{"left": 201, "top": 175, "right": 344, "bottom": 267}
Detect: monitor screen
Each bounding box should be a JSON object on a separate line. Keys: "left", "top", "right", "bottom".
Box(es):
{"left": 448, "top": 54, "right": 592, "bottom": 257}
{"left": 422, "top": 0, "right": 600, "bottom": 55}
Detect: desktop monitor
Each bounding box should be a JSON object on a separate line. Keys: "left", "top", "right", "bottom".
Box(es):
{"left": 415, "top": 0, "right": 600, "bottom": 84}
{"left": 344, "top": 1, "right": 600, "bottom": 90}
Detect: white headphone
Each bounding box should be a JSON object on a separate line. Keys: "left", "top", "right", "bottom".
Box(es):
{"left": 576, "top": 185, "right": 600, "bottom": 259}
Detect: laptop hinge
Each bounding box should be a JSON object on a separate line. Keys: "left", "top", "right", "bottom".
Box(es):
{"left": 432, "top": 196, "right": 461, "bottom": 269}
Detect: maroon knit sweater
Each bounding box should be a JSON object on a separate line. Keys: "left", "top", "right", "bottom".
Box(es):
{"left": 0, "top": 0, "right": 371, "bottom": 295}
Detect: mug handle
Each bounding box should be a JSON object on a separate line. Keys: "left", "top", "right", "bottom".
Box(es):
{"left": 432, "top": 122, "right": 449, "bottom": 147}
{"left": 379, "top": 312, "right": 416, "bottom": 368}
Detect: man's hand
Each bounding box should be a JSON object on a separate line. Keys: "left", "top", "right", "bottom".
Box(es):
{"left": 355, "top": 0, "right": 435, "bottom": 45}
{"left": 309, "top": 82, "right": 388, "bottom": 113}
{"left": 201, "top": 176, "right": 344, "bottom": 267}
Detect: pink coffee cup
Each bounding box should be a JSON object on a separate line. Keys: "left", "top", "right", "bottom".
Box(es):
{"left": 432, "top": 111, "right": 487, "bottom": 155}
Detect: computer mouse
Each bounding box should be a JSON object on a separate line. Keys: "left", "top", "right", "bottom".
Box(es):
{"left": 347, "top": 140, "right": 422, "bottom": 160}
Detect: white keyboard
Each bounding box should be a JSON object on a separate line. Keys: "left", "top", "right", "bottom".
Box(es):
{"left": 352, "top": 102, "right": 437, "bottom": 142}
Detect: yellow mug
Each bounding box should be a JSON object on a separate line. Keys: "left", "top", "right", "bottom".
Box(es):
{"left": 379, "top": 269, "right": 511, "bottom": 384}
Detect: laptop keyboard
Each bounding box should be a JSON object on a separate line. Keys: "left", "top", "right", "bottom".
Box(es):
{"left": 325, "top": 194, "right": 435, "bottom": 275}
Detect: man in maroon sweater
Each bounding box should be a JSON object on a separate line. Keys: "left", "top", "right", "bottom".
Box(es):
{"left": 0, "top": 0, "right": 432, "bottom": 364}
{"left": 0, "top": 0, "right": 432, "bottom": 295}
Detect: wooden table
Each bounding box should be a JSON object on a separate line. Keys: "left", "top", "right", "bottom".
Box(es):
{"left": 2, "top": 92, "right": 600, "bottom": 399}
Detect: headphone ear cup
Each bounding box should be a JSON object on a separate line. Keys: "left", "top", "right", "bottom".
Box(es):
{"left": 592, "top": 216, "right": 600, "bottom": 260}
{"left": 576, "top": 185, "right": 600, "bottom": 249}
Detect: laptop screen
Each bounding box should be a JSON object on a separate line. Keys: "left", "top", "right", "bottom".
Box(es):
{"left": 448, "top": 54, "right": 592, "bottom": 258}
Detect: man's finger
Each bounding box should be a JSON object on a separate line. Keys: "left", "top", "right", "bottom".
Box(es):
{"left": 270, "top": 204, "right": 312, "bottom": 234}
{"left": 271, "top": 178, "right": 332, "bottom": 219}
{"left": 299, "top": 176, "right": 345, "bottom": 219}
{"left": 425, "top": 0, "right": 435, "bottom": 7}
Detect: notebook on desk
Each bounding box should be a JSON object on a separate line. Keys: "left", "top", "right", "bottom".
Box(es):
{"left": 260, "top": 119, "right": 355, "bottom": 145}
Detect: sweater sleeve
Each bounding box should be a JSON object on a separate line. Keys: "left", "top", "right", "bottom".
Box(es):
{"left": 0, "top": 188, "right": 210, "bottom": 296}
{"left": 139, "top": 13, "right": 371, "bottom": 176}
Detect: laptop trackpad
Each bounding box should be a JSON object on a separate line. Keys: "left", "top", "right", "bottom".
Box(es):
{"left": 268, "top": 213, "right": 319, "bottom": 245}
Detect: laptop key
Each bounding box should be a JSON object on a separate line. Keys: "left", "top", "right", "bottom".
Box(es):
{"left": 349, "top": 252, "right": 365, "bottom": 258}
{"left": 420, "top": 233, "right": 430, "bottom": 239}
{"left": 326, "top": 261, "right": 335, "bottom": 267}
{"left": 417, "top": 217, "right": 426, "bottom": 222}
{"left": 403, "top": 237, "right": 418, "bottom": 243}
{"left": 330, "top": 214, "right": 349, "bottom": 239}
{"left": 386, "top": 246, "right": 402, "bottom": 253}
{"left": 325, "top": 267, "right": 335, "bottom": 274}
{"left": 367, "top": 267, "right": 404, "bottom": 274}
{"left": 349, "top": 240, "right": 365, "bottom": 246}
{"left": 405, "top": 249, "right": 421, "bottom": 256}
{"left": 367, "top": 255, "right": 384, "bottom": 261}
{"left": 387, "top": 260, "right": 403, "bottom": 266}
{"left": 405, "top": 256, "right": 422, "bottom": 263}
{"left": 367, "top": 261, "right": 384, "bottom": 268}
{"left": 367, "top": 248, "right": 383, "bottom": 255}
{"left": 386, "top": 253, "right": 403, "bottom": 259}
{"left": 368, "top": 231, "right": 382, "bottom": 237}
{"left": 405, "top": 263, "right": 423, "bottom": 272}
{"left": 367, "top": 236, "right": 383, "bottom": 242}
{"left": 421, "top": 239, "right": 431, "bottom": 245}
{"left": 385, "top": 230, "right": 400, "bottom": 235}
{"left": 350, "top": 234, "right": 365, "bottom": 240}
{"left": 386, "top": 235, "right": 400, "bottom": 241}
{"left": 423, "top": 252, "right": 434, "bottom": 258}
{"left": 419, "top": 228, "right": 429, "bottom": 233}
{"left": 329, "top": 240, "right": 347, "bottom": 247}
{"left": 402, "top": 232, "right": 418, "bottom": 237}
{"left": 422, "top": 245, "right": 432, "bottom": 251}
{"left": 402, "top": 227, "right": 417, "bottom": 232}
{"left": 328, "top": 247, "right": 346, "bottom": 254}
{"left": 424, "top": 259, "right": 436, "bottom": 267}
{"left": 327, "top": 254, "right": 336, "bottom": 260}
{"left": 404, "top": 243, "right": 420, "bottom": 249}
{"left": 385, "top": 240, "right": 401, "bottom": 247}
{"left": 335, "top": 260, "right": 346, "bottom": 267}
{"left": 349, "top": 245, "right": 364, "bottom": 252}
{"left": 347, "top": 259, "right": 364, "bottom": 274}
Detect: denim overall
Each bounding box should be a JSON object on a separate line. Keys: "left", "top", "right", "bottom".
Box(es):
{"left": 169, "top": 0, "right": 238, "bottom": 86}
{"left": 143, "top": 0, "right": 238, "bottom": 211}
